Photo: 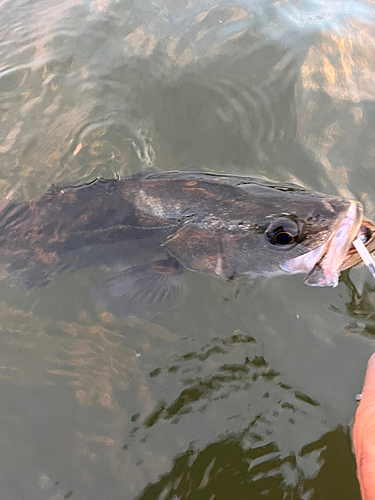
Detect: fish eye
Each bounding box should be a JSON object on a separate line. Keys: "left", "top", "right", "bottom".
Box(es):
{"left": 266, "top": 218, "right": 299, "bottom": 247}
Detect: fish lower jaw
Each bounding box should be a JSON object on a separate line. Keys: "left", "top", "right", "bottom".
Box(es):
{"left": 280, "top": 245, "right": 328, "bottom": 281}
{"left": 282, "top": 200, "right": 364, "bottom": 287}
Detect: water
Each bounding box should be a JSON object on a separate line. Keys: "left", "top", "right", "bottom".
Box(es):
{"left": 1, "top": 0, "right": 375, "bottom": 498}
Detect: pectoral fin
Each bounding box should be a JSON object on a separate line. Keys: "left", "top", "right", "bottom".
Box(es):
{"left": 92, "top": 257, "right": 187, "bottom": 320}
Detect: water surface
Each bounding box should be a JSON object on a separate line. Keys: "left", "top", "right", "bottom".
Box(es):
{"left": 1, "top": 0, "right": 375, "bottom": 498}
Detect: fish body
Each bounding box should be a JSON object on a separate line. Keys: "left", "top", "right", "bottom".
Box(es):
{"left": 0, "top": 171, "right": 374, "bottom": 318}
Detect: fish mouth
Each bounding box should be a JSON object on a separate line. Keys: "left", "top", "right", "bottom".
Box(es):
{"left": 283, "top": 201, "right": 375, "bottom": 287}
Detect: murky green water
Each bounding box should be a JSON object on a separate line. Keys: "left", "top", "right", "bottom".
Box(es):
{"left": 1, "top": 0, "right": 375, "bottom": 498}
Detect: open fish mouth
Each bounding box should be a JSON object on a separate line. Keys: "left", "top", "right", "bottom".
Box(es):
{"left": 283, "top": 201, "right": 375, "bottom": 287}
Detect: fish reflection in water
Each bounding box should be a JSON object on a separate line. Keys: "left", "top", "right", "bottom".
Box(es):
{"left": 0, "top": 170, "right": 374, "bottom": 320}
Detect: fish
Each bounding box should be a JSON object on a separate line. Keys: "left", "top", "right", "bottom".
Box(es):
{"left": 353, "top": 352, "right": 375, "bottom": 500}
{"left": 0, "top": 170, "right": 374, "bottom": 319}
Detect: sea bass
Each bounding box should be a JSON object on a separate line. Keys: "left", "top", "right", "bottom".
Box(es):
{"left": 0, "top": 171, "right": 374, "bottom": 319}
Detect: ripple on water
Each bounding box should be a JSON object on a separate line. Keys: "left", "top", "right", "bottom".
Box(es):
{"left": 295, "top": 20, "right": 375, "bottom": 207}
{"left": 0, "top": 0, "right": 373, "bottom": 499}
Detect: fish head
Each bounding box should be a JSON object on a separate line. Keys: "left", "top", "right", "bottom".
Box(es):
{"left": 235, "top": 183, "right": 375, "bottom": 287}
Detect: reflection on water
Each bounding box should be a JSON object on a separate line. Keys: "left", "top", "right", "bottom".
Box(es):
{"left": 138, "top": 426, "right": 360, "bottom": 500}
{"left": 1, "top": 0, "right": 375, "bottom": 498}
{"left": 340, "top": 270, "right": 375, "bottom": 338}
